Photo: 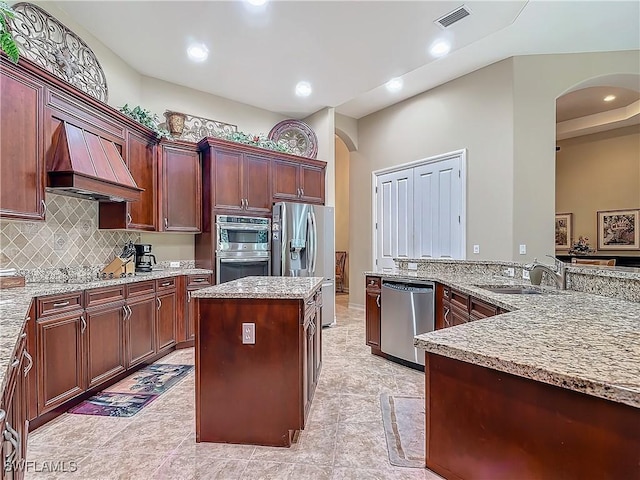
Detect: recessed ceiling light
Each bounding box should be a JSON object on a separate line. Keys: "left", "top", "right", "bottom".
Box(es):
{"left": 295, "top": 81, "right": 312, "bottom": 97}
{"left": 603, "top": 95, "right": 616, "bottom": 102}
{"left": 187, "top": 43, "right": 209, "bottom": 62}
{"left": 247, "top": 0, "right": 267, "bottom": 5}
{"left": 430, "top": 40, "right": 451, "bottom": 58}
{"left": 385, "top": 77, "right": 403, "bottom": 92}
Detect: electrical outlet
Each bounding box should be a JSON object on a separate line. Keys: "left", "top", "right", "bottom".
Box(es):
{"left": 242, "top": 323, "right": 255, "bottom": 344}
{"left": 473, "top": 245, "right": 480, "bottom": 254}
{"left": 169, "top": 261, "right": 180, "bottom": 268}
{"left": 505, "top": 267, "right": 515, "bottom": 277}
{"left": 407, "top": 262, "right": 418, "bottom": 271}
{"left": 522, "top": 270, "right": 530, "bottom": 280}
{"left": 519, "top": 244, "right": 527, "bottom": 255}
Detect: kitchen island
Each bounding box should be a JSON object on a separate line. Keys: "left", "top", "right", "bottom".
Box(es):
{"left": 368, "top": 260, "right": 640, "bottom": 479}
{"left": 192, "top": 276, "right": 323, "bottom": 447}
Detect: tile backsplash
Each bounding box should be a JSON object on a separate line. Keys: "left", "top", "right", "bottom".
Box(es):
{"left": 0, "top": 193, "right": 139, "bottom": 270}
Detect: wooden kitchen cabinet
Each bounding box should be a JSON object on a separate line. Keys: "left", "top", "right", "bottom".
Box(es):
{"left": 272, "top": 158, "right": 325, "bottom": 204}
{"left": 436, "top": 283, "right": 505, "bottom": 329}
{"left": 303, "top": 290, "right": 322, "bottom": 421}
{"left": 197, "top": 287, "right": 323, "bottom": 447}
{"left": 181, "top": 274, "right": 213, "bottom": 345}
{"left": 159, "top": 140, "right": 202, "bottom": 232}
{"left": 156, "top": 278, "right": 177, "bottom": 353}
{"left": 99, "top": 129, "right": 158, "bottom": 231}
{"left": 35, "top": 293, "right": 85, "bottom": 415}
{"left": 84, "top": 286, "right": 127, "bottom": 389}
{"left": 125, "top": 281, "right": 157, "bottom": 369}
{"left": 1, "top": 324, "right": 31, "bottom": 480}
{"left": 0, "top": 58, "right": 46, "bottom": 221}
{"left": 365, "top": 276, "right": 382, "bottom": 353}
{"left": 199, "top": 141, "right": 271, "bottom": 214}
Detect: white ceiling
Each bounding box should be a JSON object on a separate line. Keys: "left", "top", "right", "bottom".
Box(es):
{"left": 53, "top": 0, "right": 640, "bottom": 120}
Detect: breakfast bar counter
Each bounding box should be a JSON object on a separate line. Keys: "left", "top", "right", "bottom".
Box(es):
{"left": 193, "top": 276, "right": 323, "bottom": 447}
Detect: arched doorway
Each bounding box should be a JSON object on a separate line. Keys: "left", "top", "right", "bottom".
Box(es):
{"left": 555, "top": 74, "right": 640, "bottom": 265}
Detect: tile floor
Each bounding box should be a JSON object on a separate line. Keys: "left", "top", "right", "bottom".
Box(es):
{"left": 25, "top": 294, "right": 443, "bottom": 480}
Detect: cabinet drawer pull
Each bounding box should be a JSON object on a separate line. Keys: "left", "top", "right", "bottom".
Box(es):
{"left": 53, "top": 301, "right": 70, "bottom": 308}
{"left": 444, "top": 307, "right": 451, "bottom": 327}
{"left": 23, "top": 351, "right": 33, "bottom": 377}
{"left": 41, "top": 200, "right": 47, "bottom": 215}
{"left": 20, "top": 332, "right": 26, "bottom": 339}
{"left": 11, "top": 357, "right": 19, "bottom": 368}
{"left": 306, "top": 299, "right": 315, "bottom": 305}
{"left": 192, "top": 278, "right": 207, "bottom": 283}
{"left": 0, "top": 409, "right": 5, "bottom": 423}
{"left": 126, "top": 213, "right": 132, "bottom": 226}
{"left": 444, "top": 289, "right": 450, "bottom": 298}
{"left": 5, "top": 420, "right": 19, "bottom": 453}
{"left": 160, "top": 281, "right": 171, "bottom": 287}
{"left": 81, "top": 315, "right": 87, "bottom": 333}
{"left": 376, "top": 294, "right": 381, "bottom": 308}
{"left": 187, "top": 292, "right": 191, "bottom": 303}
{"left": 164, "top": 217, "right": 169, "bottom": 229}
{"left": 157, "top": 297, "right": 162, "bottom": 310}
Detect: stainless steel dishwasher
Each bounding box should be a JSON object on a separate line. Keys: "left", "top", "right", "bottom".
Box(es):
{"left": 381, "top": 280, "right": 435, "bottom": 366}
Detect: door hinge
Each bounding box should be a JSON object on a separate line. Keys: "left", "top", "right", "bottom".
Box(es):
{"left": 375, "top": 186, "right": 378, "bottom": 193}
{"left": 458, "top": 170, "right": 461, "bottom": 178}
{"left": 375, "top": 259, "right": 378, "bottom": 265}
{"left": 375, "top": 222, "right": 378, "bottom": 230}
{"left": 458, "top": 215, "right": 461, "bottom": 223}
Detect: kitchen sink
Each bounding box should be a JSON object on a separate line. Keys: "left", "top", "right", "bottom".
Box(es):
{"left": 475, "top": 284, "right": 546, "bottom": 295}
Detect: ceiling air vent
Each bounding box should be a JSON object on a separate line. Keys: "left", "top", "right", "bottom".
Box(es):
{"left": 435, "top": 5, "right": 471, "bottom": 29}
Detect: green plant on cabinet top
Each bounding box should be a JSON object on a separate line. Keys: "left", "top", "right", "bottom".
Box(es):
{"left": 0, "top": 1, "right": 19, "bottom": 63}
{"left": 119, "top": 104, "right": 171, "bottom": 139}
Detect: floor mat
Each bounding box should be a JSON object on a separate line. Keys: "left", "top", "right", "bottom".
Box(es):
{"left": 68, "top": 364, "right": 192, "bottom": 417}
{"left": 380, "top": 394, "right": 425, "bottom": 468}
{"left": 105, "top": 364, "right": 193, "bottom": 395}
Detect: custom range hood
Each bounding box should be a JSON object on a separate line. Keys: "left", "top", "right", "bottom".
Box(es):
{"left": 47, "top": 121, "right": 143, "bottom": 202}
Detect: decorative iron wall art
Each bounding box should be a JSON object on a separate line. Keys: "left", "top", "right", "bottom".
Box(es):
{"left": 10, "top": 2, "right": 109, "bottom": 102}
{"left": 159, "top": 110, "right": 237, "bottom": 142}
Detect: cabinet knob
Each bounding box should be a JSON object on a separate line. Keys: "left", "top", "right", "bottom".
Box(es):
{"left": 164, "top": 217, "right": 169, "bottom": 229}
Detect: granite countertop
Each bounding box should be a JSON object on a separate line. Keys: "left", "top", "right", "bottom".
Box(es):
{"left": 365, "top": 268, "right": 640, "bottom": 408}
{"left": 0, "top": 268, "right": 212, "bottom": 397}
{"left": 192, "top": 276, "right": 324, "bottom": 300}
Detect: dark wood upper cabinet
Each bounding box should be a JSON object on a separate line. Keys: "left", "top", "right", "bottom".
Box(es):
{"left": 243, "top": 153, "right": 272, "bottom": 213}
{"left": 272, "top": 158, "right": 325, "bottom": 204}
{"left": 99, "top": 129, "right": 158, "bottom": 230}
{"left": 0, "top": 58, "right": 46, "bottom": 221}
{"left": 159, "top": 141, "right": 202, "bottom": 233}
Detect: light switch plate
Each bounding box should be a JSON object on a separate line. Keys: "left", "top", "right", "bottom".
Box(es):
{"left": 242, "top": 323, "right": 255, "bottom": 344}
{"left": 519, "top": 244, "right": 527, "bottom": 255}
{"left": 473, "top": 245, "right": 480, "bottom": 254}
{"left": 522, "top": 270, "right": 530, "bottom": 280}
{"left": 407, "top": 262, "right": 418, "bottom": 270}
{"left": 169, "top": 261, "right": 180, "bottom": 268}
{"left": 505, "top": 267, "right": 515, "bottom": 277}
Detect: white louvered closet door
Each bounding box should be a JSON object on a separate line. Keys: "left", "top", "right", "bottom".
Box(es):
{"left": 375, "top": 169, "right": 414, "bottom": 270}
{"left": 374, "top": 151, "right": 465, "bottom": 270}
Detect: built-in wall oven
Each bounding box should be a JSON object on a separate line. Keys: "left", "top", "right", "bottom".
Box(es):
{"left": 216, "top": 215, "right": 271, "bottom": 284}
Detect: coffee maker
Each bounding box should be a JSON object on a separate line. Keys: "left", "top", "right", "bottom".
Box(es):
{"left": 134, "top": 244, "right": 156, "bottom": 273}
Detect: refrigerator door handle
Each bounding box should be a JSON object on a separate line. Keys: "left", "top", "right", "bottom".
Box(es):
{"left": 281, "top": 202, "right": 288, "bottom": 276}
{"left": 309, "top": 209, "right": 318, "bottom": 275}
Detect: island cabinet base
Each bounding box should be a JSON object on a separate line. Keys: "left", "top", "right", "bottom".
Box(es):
{"left": 425, "top": 353, "right": 640, "bottom": 480}
{"left": 196, "top": 298, "right": 311, "bottom": 447}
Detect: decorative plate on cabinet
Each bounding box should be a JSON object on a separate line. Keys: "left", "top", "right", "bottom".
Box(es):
{"left": 268, "top": 120, "right": 318, "bottom": 159}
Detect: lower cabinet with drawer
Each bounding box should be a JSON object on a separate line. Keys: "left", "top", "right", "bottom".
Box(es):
{"left": 436, "top": 283, "right": 507, "bottom": 329}
{"left": 156, "top": 278, "right": 177, "bottom": 354}
{"left": 84, "top": 286, "right": 127, "bottom": 389}
{"left": 365, "top": 276, "right": 382, "bottom": 353}
{"left": 35, "top": 292, "right": 85, "bottom": 415}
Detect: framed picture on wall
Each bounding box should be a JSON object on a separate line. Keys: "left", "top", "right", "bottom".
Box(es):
{"left": 555, "top": 213, "right": 572, "bottom": 249}
{"left": 597, "top": 209, "right": 640, "bottom": 250}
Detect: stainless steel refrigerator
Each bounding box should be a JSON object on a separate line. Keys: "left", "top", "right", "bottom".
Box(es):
{"left": 272, "top": 202, "right": 335, "bottom": 327}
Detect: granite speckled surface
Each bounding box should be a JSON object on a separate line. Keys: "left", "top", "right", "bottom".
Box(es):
{"left": 0, "top": 268, "right": 212, "bottom": 397}
{"left": 365, "top": 265, "right": 640, "bottom": 408}
{"left": 192, "top": 276, "right": 323, "bottom": 301}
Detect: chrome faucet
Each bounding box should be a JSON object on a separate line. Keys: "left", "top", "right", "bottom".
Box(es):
{"left": 524, "top": 255, "right": 567, "bottom": 290}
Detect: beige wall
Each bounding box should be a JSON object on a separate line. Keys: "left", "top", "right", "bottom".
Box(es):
{"left": 304, "top": 108, "right": 336, "bottom": 207}
{"left": 335, "top": 136, "right": 350, "bottom": 290}
{"left": 556, "top": 125, "right": 640, "bottom": 256}
{"left": 511, "top": 51, "right": 640, "bottom": 265}
{"left": 349, "top": 50, "right": 639, "bottom": 308}
{"left": 350, "top": 59, "right": 515, "bottom": 307}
